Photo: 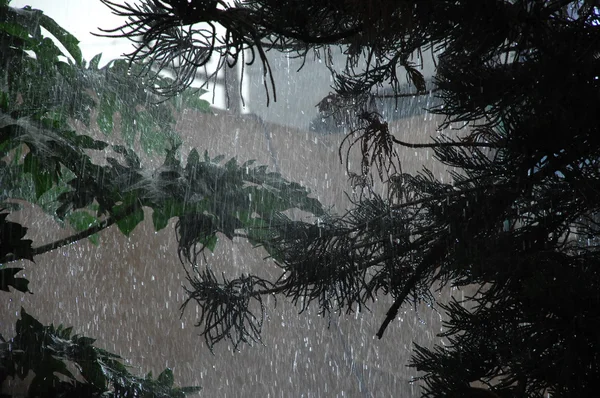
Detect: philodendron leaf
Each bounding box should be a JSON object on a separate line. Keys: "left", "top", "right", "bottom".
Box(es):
{"left": 38, "top": 12, "right": 83, "bottom": 66}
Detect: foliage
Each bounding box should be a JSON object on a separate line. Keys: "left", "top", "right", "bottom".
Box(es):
{"left": 0, "top": 308, "right": 202, "bottom": 398}
{"left": 0, "top": 2, "right": 212, "bottom": 228}
{"left": 101, "top": 0, "right": 600, "bottom": 397}
{"left": 0, "top": 1, "right": 324, "bottom": 396}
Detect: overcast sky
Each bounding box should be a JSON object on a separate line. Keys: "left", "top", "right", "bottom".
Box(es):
{"left": 11, "top": 0, "right": 135, "bottom": 64}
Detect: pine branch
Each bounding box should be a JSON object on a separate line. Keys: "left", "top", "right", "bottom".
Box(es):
{"left": 376, "top": 237, "right": 448, "bottom": 339}
{"left": 373, "top": 88, "right": 440, "bottom": 99}
{"left": 391, "top": 136, "right": 502, "bottom": 149}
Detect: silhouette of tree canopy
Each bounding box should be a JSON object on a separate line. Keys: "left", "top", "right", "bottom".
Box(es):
{"left": 95, "top": 1, "right": 599, "bottom": 396}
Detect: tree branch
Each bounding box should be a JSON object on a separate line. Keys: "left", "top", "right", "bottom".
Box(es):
{"left": 6, "top": 205, "right": 138, "bottom": 263}
{"left": 30, "top": 215, "right": 118, "bottom": 257}
{"left": 373, "top": 88, "right": 440, "bottom": 99}
{"left": 376, "top": 237, "right": 448, "bottom": 339}
{"left": 391, "top": 136, "right": 501, "bottom": 149}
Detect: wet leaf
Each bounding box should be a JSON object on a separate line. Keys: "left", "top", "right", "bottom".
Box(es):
{"left": 97, "top": 91, "right": 116, "bottom": 135}
{"left": 200, "top": 234, "right": 218, "bottom": 252}
{"left": 38, "top": 13, "right": 83, "bottom": 65}
{"left": 0, "top": 21, "right": 32, "bottom": 43}
{"left": 187, "top": 148, "right": 200, "bottom": 170}
{"left": 88, "top": 53, "right": 102, "bottom": 70}
{"left": 152, "top": 200, "right": 185, "bottom": 231}
{"left": 0, "top": 212, "right": 33, "bottom": 262}
{"left": 157, "top": 368, "right": 174, "bottom": 388}
{"left": 62, "top": 130, "right": 109, "bottom": 150}
{"left": 23, "top": 152, "right": 54, "bottom": 198}
{"left": 115, "top": 205, "right": 144, "bottom": 236}
{"left": 67, "top": 210, "right": 100, "bottom": 244}
{"left": 0, "top": 268, "right": 30, "bottom": 293}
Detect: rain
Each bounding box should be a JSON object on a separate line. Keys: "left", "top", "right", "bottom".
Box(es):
{"left": 4, "top": 1, "right": 588, "bottom": 398}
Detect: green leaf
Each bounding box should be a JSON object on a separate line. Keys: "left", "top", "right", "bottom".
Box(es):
{"left": 67, "top": 211, "right": 100, "bottom": 244}
{"left": 67, "top": 210, "right": 97, "bottom": 231}
{"left": 88, "top": 53, "right": 102, "bottom": 70}
{"left": 97, "top": 91, "right": 117, "bottom": 135}
{"left": 136, "top": 110, "right": 172, "bottom": 154}
{"left": 23, "top": 152, "right": 54, "bottom": 198}
{"left": 87, "top": 233, "right": 99, "bottom": 245}
{"left": 0, "top": 268, "right": 30, "bottom": 293}
{"left": 61, "top": 130, "right": 109, "bottom": 150}
{"left": 38, "top": 12, "right": 83, "bottom": 65}
{"left": 120, "top": 110, "right": 137, "bottom": 147}
{"left": 0, "top": 21, "right": 32, "bottom": 43}
{"left": 0, "top": 91, "right": 10, "bottom": 111}
{"left": 115, "top": 205, "right": 144, "bottom": 236}
{"left": 152, "top": 200, "right": 185, "bottom": 231}
{"left": 33, "top": 37, "right": 63, "bottom": 67}
{"left": 174, "top": 89, "right": 211, "bottom": 113}
{"left": 200, "top": 234, "right": 218, "bottom": 252}
{"left": 157, "top": 368, "right": 174, "bottom": 388}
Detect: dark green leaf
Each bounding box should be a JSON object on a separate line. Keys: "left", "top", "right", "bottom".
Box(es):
{"left": 115, "top": 205, "right": 144, "bottom": 236}
{"left": 0, "top": 212, "right": 34, "bottom": 262}
{"left": 88, "top": 53, "right": 102, "bottom": 70}
{"left": 66, "top": 211, "right": 100, "bottom": 244}
{"left": 61, "top": 130, "right": 109, "bottom": 150}
{"left": 0, "top": 21, "right": 33, "bottom": 43}
{"left": 152, "top": 200, "right": 185, "bottom": 231}
{"left": 157, "top": 368, "right": 174, "bottom": 388}
{"left": 200, "top": 234, "right": 218, "bottom": 252}
{"left": 97, "top": 91, "right": 116, "bottom": 135}
{"left": 211, "top": 154, "right": 225, "bottom": 164}
{"left": 0, "top": 91, "right": 10, "bottom": 111}
{"left": 0, "top": 268, "right": 30, "bottom": 293}
{"left": 38, "top": 12, "right": 83, "bottom": 65}
{"left": 187, "top": 148, "right": 200, "bottom": 170}
{"left": 23, "top": 152, "right": 54, "bottom": 198}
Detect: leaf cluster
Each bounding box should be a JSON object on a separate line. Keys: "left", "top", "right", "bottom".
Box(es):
{"left": 0, "top": 2, "right": 213, "bottom": 239}
{"left": 0, "top": 309, "right": 201, "bottom": 398}
{"left": 1, "top": 1, "right": 327, "bottom": 362}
